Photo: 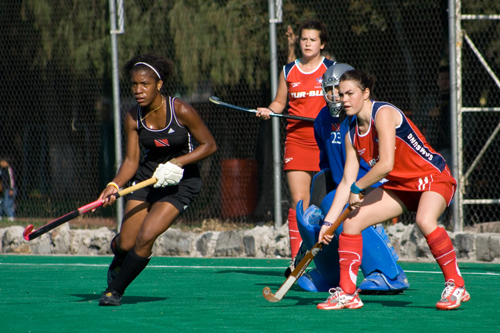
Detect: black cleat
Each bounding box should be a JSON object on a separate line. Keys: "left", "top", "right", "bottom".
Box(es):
{"left": 99, "top": 289, "right": 122, "bottom": 306}
{"left": 284, "top": 264, "right": 294, "bottom": 278}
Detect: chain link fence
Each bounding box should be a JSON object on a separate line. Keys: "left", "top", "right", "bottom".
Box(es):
{"left": 0, "top": 1, "right": 498, "bottom": 229}
{"left": 458, "top": 6, "right": 500, "bottom": 226}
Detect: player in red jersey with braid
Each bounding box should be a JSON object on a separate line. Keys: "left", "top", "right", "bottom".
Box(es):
{"left": 317, "top": 69, "right": 469, "bottom": 310}
{"left": 256, "top": 21, "right": 334, "bottom": 274}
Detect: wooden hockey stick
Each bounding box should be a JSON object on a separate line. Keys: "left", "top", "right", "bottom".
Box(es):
{"left": 23, "top": 177, "right": 157, "bottom": 241}
{"left": 209, "top": 96, "right": 315, "bottom": 122}
{"left": 262, "top": 204, "right": 355, "bottom": 302}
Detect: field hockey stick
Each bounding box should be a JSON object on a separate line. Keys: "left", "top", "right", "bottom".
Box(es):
{"left": 262, "top": 200, "right": 360, "bottom": 302}
{"left": 209, "top": 96, "right": 315, "bottom": 122}
{"left": 23, "top": 177, "right": 157, "bottom": 241}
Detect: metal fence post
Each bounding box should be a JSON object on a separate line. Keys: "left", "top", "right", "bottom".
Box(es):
{"left": 109, "top": 0, "right": 124, "bottom": 229}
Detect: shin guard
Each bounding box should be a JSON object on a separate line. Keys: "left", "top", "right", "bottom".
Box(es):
{"left": 108, "top": 248, "right": 151, "bottom": 295}
{"left": 288, "top": 208, "right": 302, "bottom": 259}
{"left": 338, "top": 232, "right": 363, "bottom": 295}
{"left": 425, "top": 227, "right": 464, "bottom": 286}
{"left": 109, "top": 234, "right": 128, "bottom": 270}
{"left": 108, "top": 234, "right": 129, "bottom": 285}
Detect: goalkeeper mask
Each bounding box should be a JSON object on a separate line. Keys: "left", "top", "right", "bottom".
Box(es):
{"left": 322, "top": 63, "right": 355, "bottom": 117}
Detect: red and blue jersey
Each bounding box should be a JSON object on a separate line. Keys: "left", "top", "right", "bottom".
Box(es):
{"left": 314, "top": 106, "right": 385, "bottom": 187}
{"left": 348, "top": 101, "right": 451, "bottom": 189}
{"left": 283, "top": 58, "right": 335, "bottom": 147}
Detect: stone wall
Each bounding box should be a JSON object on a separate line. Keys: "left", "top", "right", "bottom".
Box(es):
{"left": 2, "top": 222, "right": 500, "bottom": 262}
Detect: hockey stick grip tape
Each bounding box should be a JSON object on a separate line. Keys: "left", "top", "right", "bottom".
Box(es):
{"left": 24, "top": 177, "right": 157, "bottom": 241}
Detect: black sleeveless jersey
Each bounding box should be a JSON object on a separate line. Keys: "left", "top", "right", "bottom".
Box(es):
{"left": 134, "top": 96, "right": 198, "bottom": 181}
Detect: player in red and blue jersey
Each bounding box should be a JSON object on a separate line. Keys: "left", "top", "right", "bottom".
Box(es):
{"left": 255, "top": 21, "right": 334, "bottom": 273}
{"left": 296, "top": 63, "right": 409, "bottom": 294}
{"left": 317, "top": 69, "right": 469, "bottom": 310}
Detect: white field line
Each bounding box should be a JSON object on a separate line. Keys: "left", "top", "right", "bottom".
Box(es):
{"left": 1, "top": 262, "right": 499, "bottom": 276}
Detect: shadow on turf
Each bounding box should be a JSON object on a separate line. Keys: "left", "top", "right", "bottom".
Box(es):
{"left": 263, "top": 295, "right": 414, "bottom": 308}
{"left": 459, "top": 264, "right": 500, "bottom": 273}
{"left": 217, "top": 269, "right": 284, "bottom": 277}
{"left": 71, "top": 294, "right": 168, "bottom": 304}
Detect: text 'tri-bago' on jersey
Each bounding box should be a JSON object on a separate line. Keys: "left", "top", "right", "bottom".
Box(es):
{"left": 283, "top": 57, "right": 335, "bottom": 148}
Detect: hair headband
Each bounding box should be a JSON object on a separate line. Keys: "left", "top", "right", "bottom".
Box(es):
{"left": 134, "top": 62, "right": 161, "bottom": 80}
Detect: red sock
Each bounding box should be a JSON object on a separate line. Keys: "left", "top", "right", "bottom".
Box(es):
{"left": 338, "top": 232, "right": 363, "bottom": 294}
{"left": 287, "top": 208, "right": 302, "bottom": 259}
{"left": 425, "top": 227, "right": 464, "bottom": 287}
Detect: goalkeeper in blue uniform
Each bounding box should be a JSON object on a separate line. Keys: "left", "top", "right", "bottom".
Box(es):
{"left": 295, "top": 63, "right": 410, "bottom": 294}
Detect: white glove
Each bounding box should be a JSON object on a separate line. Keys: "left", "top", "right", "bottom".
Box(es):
{"left": 153, "top": 162, "right": 184, "bottom": 188}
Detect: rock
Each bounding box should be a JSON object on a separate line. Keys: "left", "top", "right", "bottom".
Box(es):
{"left": 1, "top": 222, "right": 498, "bottom": 262}
{"left": 195, "top": 232, "right": 213, "bottom": 257}
{"left": 453, "top": 233, "right": 476, "bottom": 260}
{"left": 2, "top": 226, "right": 31, "bottom": 254}
{"left": 215, "top": 230, "right": 243, "bottom": 257}
{"left": 154, "top": 228, "right": 194, "bottom": 256}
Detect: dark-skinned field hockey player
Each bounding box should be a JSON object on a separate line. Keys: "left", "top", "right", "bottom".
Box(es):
{"left": 97, "top": 54, "right": 217, "bottom": 306}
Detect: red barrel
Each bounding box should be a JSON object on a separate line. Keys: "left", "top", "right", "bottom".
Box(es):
{"left": 221, "top": 159, "right": 258, "bottom": 218}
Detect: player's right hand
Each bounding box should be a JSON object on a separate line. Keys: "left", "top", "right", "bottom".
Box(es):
{"left": 256, "top": 107, "right": 273, "bottom": 120}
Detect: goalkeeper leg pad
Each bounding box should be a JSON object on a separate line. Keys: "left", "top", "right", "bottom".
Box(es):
{"left": 357, "top": 225, "right": 409, "bottom": 294}
{"left": 358, "top": 266, "right": 409, "bottom": 294}
{"left": 297, "top": 267, "right": 337, "bottom": 292}
{"left": 297, "top": 199, "right": 340, "bottom": 291}
{"left": 359, "top": 225, "right": 401, "bottom": 280}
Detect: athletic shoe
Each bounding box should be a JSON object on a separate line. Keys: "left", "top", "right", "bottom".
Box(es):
{"left": 358, "top": 268, "right": 410, "bottom": 295}
{"left": 99, "top": 288, "right": 122, "bottom": 306}
{"left": 436, "top": 280, "right": 470, "bottom": 310}
{"left": 317, "top": 287, "right": 364, "bottom": 310}
{"left": 284, "top": 241, "right": 308, "bottom": 278}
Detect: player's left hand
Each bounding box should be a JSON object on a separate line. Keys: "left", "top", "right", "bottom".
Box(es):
{"left": 153, "top": 161, "right": 184, "bottom": 188}
{"left": 286, "top": 25, "right": 297, "bottom": 46}
{"left": 319, "top": 224, "right": 334, "bottom": 245}
{"left": 256, "top": 107, "right": 273, "bottom": 120}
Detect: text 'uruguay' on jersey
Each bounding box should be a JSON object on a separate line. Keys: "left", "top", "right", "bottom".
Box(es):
{"left": 290, "top": 90, "right": 323, "bottom": 99}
